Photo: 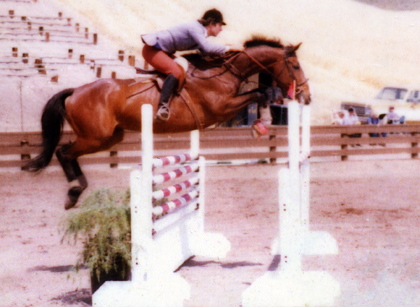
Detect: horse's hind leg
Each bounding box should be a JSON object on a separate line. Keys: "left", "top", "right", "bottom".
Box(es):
{"left": 56, "top": 145, "right": 88, "bottom": 210}
{"left": 56, "top": 127, "right": 124, "bottom": 209}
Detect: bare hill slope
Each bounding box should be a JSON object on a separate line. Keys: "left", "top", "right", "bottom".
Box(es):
{"left": 1, "top": 0, "right": 419, "bottom": 127}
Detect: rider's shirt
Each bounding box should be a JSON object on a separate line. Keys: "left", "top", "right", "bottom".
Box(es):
{"left": 142, "top": 20, "right": 228, "bottom": 55}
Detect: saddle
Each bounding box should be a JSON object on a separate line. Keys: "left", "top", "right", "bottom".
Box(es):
{"left": 128, "top": 54, "right": 231, "bottom": 130}
{"left": 133, "top": 56, "right": 189, "bottom": 91}
{"left": 128, "top": 57, "right": 203, "bottom": 130}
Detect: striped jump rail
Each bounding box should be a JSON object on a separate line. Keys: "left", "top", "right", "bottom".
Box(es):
{"left": 152, "top": 162, "right": 199, "bottom": 185}
{"left": 152, "top": 188, "right": 199, "bottom": 219}
{"left": 152, "top": 153, "right": 198, "bottom": 168}
{"left": 152, "top": 176, "right": 199, "bottom": 201}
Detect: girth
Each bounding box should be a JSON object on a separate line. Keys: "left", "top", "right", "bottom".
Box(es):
{"left": 126, "top": 75, "right": 204, "bottom": 131}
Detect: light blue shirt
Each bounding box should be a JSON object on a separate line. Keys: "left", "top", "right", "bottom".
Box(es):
{"left": 142, "top": 20, "right": 228, "bottom": 55}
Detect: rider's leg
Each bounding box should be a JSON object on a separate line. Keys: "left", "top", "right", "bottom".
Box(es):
{"left": 156, "top": 73, "right": 179, "bottom": 121}
{"left": 142, "top": 45, "right": 182, "bottom": 121}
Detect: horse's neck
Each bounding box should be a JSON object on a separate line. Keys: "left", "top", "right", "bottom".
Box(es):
{"left": 232, "top": 49, "right": 278, "bottom": 79}
{"left": 185, "top": 51, "right": 271, "bottom": 85}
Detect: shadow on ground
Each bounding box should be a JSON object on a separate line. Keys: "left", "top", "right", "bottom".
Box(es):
{"left": 51, "top": 288, "right": 91, "bottom": 306}
{"left": 180, "top": 258, "right": 263, "bottom": 270}
{"left": 353, "top": 0, "right": 420, "bottom": 11}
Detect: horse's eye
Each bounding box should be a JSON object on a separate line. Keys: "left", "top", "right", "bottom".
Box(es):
{"left": 293, "top": 64, "right": 300, "bottom": 70}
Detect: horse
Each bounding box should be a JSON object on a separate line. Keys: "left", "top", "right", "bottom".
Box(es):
{"left": 24, "top": 36, "right": 311, "bottom": 209}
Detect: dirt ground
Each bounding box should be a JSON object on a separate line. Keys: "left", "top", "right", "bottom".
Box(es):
{"left": 1, "top": 159, "right": 420, "bottom": 307}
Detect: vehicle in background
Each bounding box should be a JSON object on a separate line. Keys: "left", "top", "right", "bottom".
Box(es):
{"left": 340, "top": 86, "right": 420, "bottom": 124}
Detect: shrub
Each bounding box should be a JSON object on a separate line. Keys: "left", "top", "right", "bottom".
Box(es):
{"left": 61, "top": 188, "right": 131, "bottom": 281}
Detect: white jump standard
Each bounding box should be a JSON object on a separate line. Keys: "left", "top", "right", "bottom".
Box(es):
{"left": 242, "top": 102, "right": 340, "bottom": 307}
{"left": 93, "top": 104, "right": 231, "bottom": 307}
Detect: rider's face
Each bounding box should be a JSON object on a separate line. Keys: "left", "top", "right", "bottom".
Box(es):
{"left": 207, "top": 22, "right": 223, "bottom": 37}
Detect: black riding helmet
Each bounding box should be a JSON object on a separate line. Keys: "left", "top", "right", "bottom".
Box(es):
{"left": 200, "top": 8, "right": 226, "bottom": 26}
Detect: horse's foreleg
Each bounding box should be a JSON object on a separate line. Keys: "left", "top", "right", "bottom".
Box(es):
{"left": 224, "top": 90, "right": 266, "bottom": 116}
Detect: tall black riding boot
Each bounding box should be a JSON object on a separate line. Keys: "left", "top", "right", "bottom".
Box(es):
{"left": 156, "top": 74, "right": 179, "bottom": 122}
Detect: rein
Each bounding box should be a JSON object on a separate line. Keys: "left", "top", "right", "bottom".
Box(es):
{"left": 240, "top": 50, "right": 309, "bottom": 92}
{"left": 191, "top": 50, "right": 308, "bottom": 94}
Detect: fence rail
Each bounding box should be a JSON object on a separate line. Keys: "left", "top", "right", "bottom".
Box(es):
{"left": 2, "top": 124, "right": 420, "bottom": 169}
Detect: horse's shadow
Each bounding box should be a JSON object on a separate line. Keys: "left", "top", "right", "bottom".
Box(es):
{"left": 179, "top": 257, "right": 263, "bottom": 271}
{"left": 51, "top": 288, "right": 91, "bottom": 306}
{"left": 28, "top": 265, "right": 91, "bottom": 305}
{"left": 181, "top": 255, "right": 281, "bottom": 271}
{"left": 28, "top": 265, "right": 74, "bottom": 273}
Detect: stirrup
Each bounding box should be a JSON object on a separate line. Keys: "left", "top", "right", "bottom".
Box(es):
{"left": 156, "top": 105, "right": 170, "bottom": 122}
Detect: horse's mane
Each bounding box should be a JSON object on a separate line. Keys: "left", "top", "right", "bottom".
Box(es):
{"left": 182, "top": 35, "right": 295, "bottom": 71}
{"left": 244, "top": 35, "right": 284, "bottom": 49}
{"left": 182, "top": 53, "right": 226, "bottom": 71}
{"left": 244, "top": 35, "right": 298, "bottom": 57}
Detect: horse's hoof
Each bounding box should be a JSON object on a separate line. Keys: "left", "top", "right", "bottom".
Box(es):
{"left": 64, "top": 199, "right": 77, "bottom": 210}
{"left": 251, "top": 119, "right": 268, "bottom": 139}
{"left": 64, "top": 186, "right": 84, "bottom": 210}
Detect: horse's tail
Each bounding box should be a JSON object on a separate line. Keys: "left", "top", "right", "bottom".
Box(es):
{"left": 25, "top": 88, "right": 75, "bottom": 172}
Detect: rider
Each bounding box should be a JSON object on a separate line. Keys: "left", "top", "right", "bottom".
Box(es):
{"left": 141, "top": 8, "right": 244, "bottom": 121}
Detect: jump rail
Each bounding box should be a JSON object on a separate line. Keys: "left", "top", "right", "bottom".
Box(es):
{"left": 92, "top": 104, "right": 231, "bottom": 307}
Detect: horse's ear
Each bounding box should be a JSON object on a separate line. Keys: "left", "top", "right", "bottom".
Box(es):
{"left": 293, "top": 43, "right": 302, "bottom": 52}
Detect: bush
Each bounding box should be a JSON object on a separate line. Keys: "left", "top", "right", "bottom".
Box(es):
{"left": 61, "top": 188, "right": 131, "bottom": 281}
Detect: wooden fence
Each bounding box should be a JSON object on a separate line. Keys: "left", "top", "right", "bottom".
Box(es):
{"left": 2, "top": 124, "right": 420, "bottom": 170}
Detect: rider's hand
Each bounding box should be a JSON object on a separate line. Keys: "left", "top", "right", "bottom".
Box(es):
{"left": 226, "top": 44, "right": 244, "bottom": 52}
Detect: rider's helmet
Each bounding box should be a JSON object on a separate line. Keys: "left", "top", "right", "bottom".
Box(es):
{"left": 200, "top": 8, "right": 226, "bottom": 26}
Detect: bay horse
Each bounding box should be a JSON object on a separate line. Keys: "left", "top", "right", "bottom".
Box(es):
{"left": 25, "top": 37, "right": 311, "bottom": 209}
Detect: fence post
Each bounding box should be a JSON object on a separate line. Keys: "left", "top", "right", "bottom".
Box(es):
{"left": 269, "top": 133, "right": 276, "bottom": 164}
{"left": 411, "top": 132, "right": 418, "bottom": 159}
{"left": 20, "top": 140, "right": 30, "bottom": 170}
{"left": 110, "top": 151, "right": 118, "bottom": 168}
{"left": 118, "top": 50, "right": 124, "bottom": 62}
{"left": 128, "top": 55, "right": 135, "bottom": 66}
{"left": 341, "top": 133, "right": 348, "bottom": 161}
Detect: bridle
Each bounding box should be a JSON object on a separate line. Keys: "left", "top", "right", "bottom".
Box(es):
{"left": 190, "top": 48, "right": 308, "bottom": 95}
{"left": 237, "top": 50, "right": 309, "bottom": 95}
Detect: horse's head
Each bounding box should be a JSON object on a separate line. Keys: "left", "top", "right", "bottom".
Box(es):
{"left": 242, "top": 37, "right": 311, "bottom": 105}
{"left": 274, "top": 43, "right": 311, "bottom": 105}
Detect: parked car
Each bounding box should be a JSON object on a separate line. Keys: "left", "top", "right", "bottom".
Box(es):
{"left": 340, "top": 85, "right": 420, "bottom": 124}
